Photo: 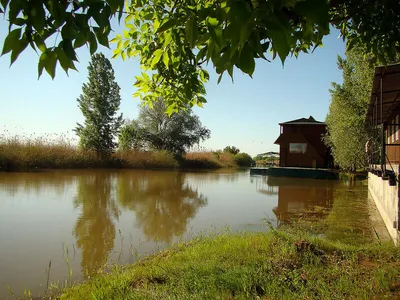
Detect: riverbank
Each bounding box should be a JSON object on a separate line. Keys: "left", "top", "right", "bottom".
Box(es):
{"left": 0, "top": 137, "right": 241, "bottom": 171}
{"left": 44, "top": 229, "right": 399, "bottom": 299}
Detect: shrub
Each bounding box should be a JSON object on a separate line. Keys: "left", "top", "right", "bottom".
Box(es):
{"left": 233, "top": 153, "right": 254, "bottom": 167}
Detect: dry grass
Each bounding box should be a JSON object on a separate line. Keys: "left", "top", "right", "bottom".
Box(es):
{"left": 182, "top": 151, "right": 237, "bottom": 169}
{"left": 217, "top": 152, "right": 237, "bottom": 167}
{"left": 0, "top": 135, "right": 178, "bottom": 170}
{"left": 113, "top": 150, "right": 178, "bottom": 169}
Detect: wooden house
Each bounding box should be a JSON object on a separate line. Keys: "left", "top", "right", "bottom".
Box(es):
{"left": 274, "top": 116, "right": 332, "bottom": 168}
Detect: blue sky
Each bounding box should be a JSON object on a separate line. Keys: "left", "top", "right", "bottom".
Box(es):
{"left": 0, "top": 19, "right": 345, "bottom": 157}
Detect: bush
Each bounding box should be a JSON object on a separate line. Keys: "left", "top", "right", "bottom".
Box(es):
{"left": 233, "top": 153, "right": 254, "bottom": 167}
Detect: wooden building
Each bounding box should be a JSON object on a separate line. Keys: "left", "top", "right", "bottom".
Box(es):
{"left": 274, "top": 116, "right": 332, "bottom": 168}
{"left": 365, "top": 63, "right": 400, "bottom": 244}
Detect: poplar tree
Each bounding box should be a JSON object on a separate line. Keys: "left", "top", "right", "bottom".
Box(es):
{"left": 75, "top": 53, "right": 123, "bottom": 157}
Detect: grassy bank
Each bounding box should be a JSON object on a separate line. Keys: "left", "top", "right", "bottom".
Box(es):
{"left": 0, "top": 137, "right": 239, "bottom": 171}
{"left": 49, "top": 229, "right": 399, "bottom": 299}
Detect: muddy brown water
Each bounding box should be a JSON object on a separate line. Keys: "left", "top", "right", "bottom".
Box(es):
{"left": 0, "top": 169, "right": 374, "bottom": 298}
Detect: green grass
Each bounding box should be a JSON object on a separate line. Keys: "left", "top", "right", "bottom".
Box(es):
{"left": 48, "top": 229, "right": 400, "bottom": 300}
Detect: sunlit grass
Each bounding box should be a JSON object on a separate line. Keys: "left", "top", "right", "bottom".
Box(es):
{"left": 0, "top": 134, "right": 178, "bottom": 170}
{"left": 53, "top": 229, "right": 400, "bottom": 299}
{"left": 183, "top": 151, "right": 237, "bottom": 168}
{"left": 0, "top": 134, "right": 239, "bottom": 170}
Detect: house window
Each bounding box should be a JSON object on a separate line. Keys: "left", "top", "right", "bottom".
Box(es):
{"left": 289, "top": 143, "right": 307, "bottom": 153}
{"left": 396, "top": 115, "right": 399, "bottom": 141}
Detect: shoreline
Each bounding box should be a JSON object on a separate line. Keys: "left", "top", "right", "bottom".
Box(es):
{"left": 34, "top": 229, "right": 400, "bottom": 300}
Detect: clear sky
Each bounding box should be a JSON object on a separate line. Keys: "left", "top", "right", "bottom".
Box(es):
{"left": 0, "top": 19, "right": 345, "bottom": 157}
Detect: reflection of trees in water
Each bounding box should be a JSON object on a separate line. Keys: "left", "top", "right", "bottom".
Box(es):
{"left": 0, "top": 172, "right": 76, "bottom": 197}
{"left": 73, "top": 172, "right": 119, "bottom": 275}
{"left": 322, "top": 182, "right": 373, "bottom": 244}
{"left": 184, "top": 169, "right": 246, "bottom": 184}
{"left": 117, "top": 171, "right": 207, "bottom": 242}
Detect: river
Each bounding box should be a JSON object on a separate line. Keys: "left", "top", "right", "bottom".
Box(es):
{"left": 0, "top": 169, "right": 375, "bottom": 298}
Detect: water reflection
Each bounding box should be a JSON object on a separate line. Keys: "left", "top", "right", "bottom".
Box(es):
{"left": 0, "top": 171, "right": 76, "bottom": 197}
{"left": 117, "top": 171, "right": 208, "bottom": 242}
{"left": 73, "top": 172, "right": 120, "bottom": 274}
{"left": 253, "top": 176, "right": 335, "bottom": 223}
{"left": 0, "top": 170, "right": 374, "bottom": 299}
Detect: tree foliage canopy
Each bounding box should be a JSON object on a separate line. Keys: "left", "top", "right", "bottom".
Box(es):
{"left": 233, "top": 152, "right": 253, "bottom": 166}
{"left": 1, "top": 0, "right": 400, "bottom": 111}
{"left": 324, "top": 49, "right": 375, "bottom": 171}
{"left": 119, "top": 98, "right": 210, "bottom": 155}
{"left": 223, "top": 146, "right": 240, "bottom": 155}
{"left": 75, "top": 53, "right": 123, "bottom": 156}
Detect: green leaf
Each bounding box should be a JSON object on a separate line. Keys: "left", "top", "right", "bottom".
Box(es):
{"left": 240, "top": 19, "right": 254, "bottom": 47}
{"left": 269, "top": 28, "right": 291, "bottom": 65}
{"left": 13, "top": 18, "right": 25, "bottom": 26}
{"left": 162, "top": 52, "right": 169, "bottom": 67}
{"left": 228, "top": 0, "right": 251, "bottom": 23}
{"left": 293, "top": 0, "right": 329, "bottom": 27}
{"left": 0, "top": 0, "right": 9, "bottom": 12}
{"left": 143, "top": 13, "right": 153, "bottom": 20}
{"left": 56, "top": 46, "right": 76, "bottom": 73}
{"left": 61, "top": 22, "right": 78, "bottom": 40}
{"left": 217, "top": 73, "right": 223, "bottom": 84}
{"left": 196, "top": 46, "right": 207, "bottom": 63}
{"left": 125, "top": 13, "right": 134, "bottom": 23}
{"left": 34, "top": 35, "right": 47, "bottom": 52}
{"left": 110, "top": 37, "right": 119, "bottom": 43}
{"left": 10, "top": 35, "right": 28, "bottom": 65}
{"left": 206, "top": 17, "right": 219, "bottom": 27}
{"left": 88, "top": 32, "right": 98, "bottom": 55}
{"left": 60, "top": 40, "right": 78, "bottom": 61}
{"left": 123, "top": 29, "right": 130, "bottom": 39}
{"left": 157, "top": 19, "right": 177, "bottom": 33}
{"left": 197, "top": 96, "right": 207, "bottom": 108}
{"left": 94, "top": 27, "right": 109, "bottom": 48}
{"left": 38, "top": 51, "right": 47, "bottom": 78}
{"left": 121, "top": 51, "right": 126, "bottom": 60}
{"left": 237, "top": 44, "right": 255, "bottom": 76}
{"left": 199, "top": 69, "right": 209, "bottom": 82}
{"left": 162, "top": 30, "right": 173, "bottom": 48}
{"left": 209, "top": 25, "right": 224, "bottom": 50}
{"left": 185, "top": 16, "right": 198, "bottom": 48}
{"left": 74, "top": 33, "right": 87, "bottom": 49}
{"left": 1, "top": 28, "right": 21, "bottom": 55}
{"left": 107, "top": 0, "right": 123, "bottom": 14}
{"left": 150, "top": 49, "right": 163, "bottom": 68}
{"left": 31, "top": 2, "right": 45, "bottom": 34}
{"left": 45, "top": 50, "right": 57, "bottom": 79}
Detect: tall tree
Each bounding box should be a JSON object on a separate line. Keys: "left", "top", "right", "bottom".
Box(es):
{"left": 223, "top": 146, "right": 240, "bottom": 155}
{"left": 2, "top": 0, "right": 400, "bottom": 111}
{"left": 324, "top": 49, "right": 376, "bottom": 171}
{"left": 75, "top": 53, "right": 123, "bottom": 157}
{"left": 120, "top": 98, "right": 210, "bottom": 155}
